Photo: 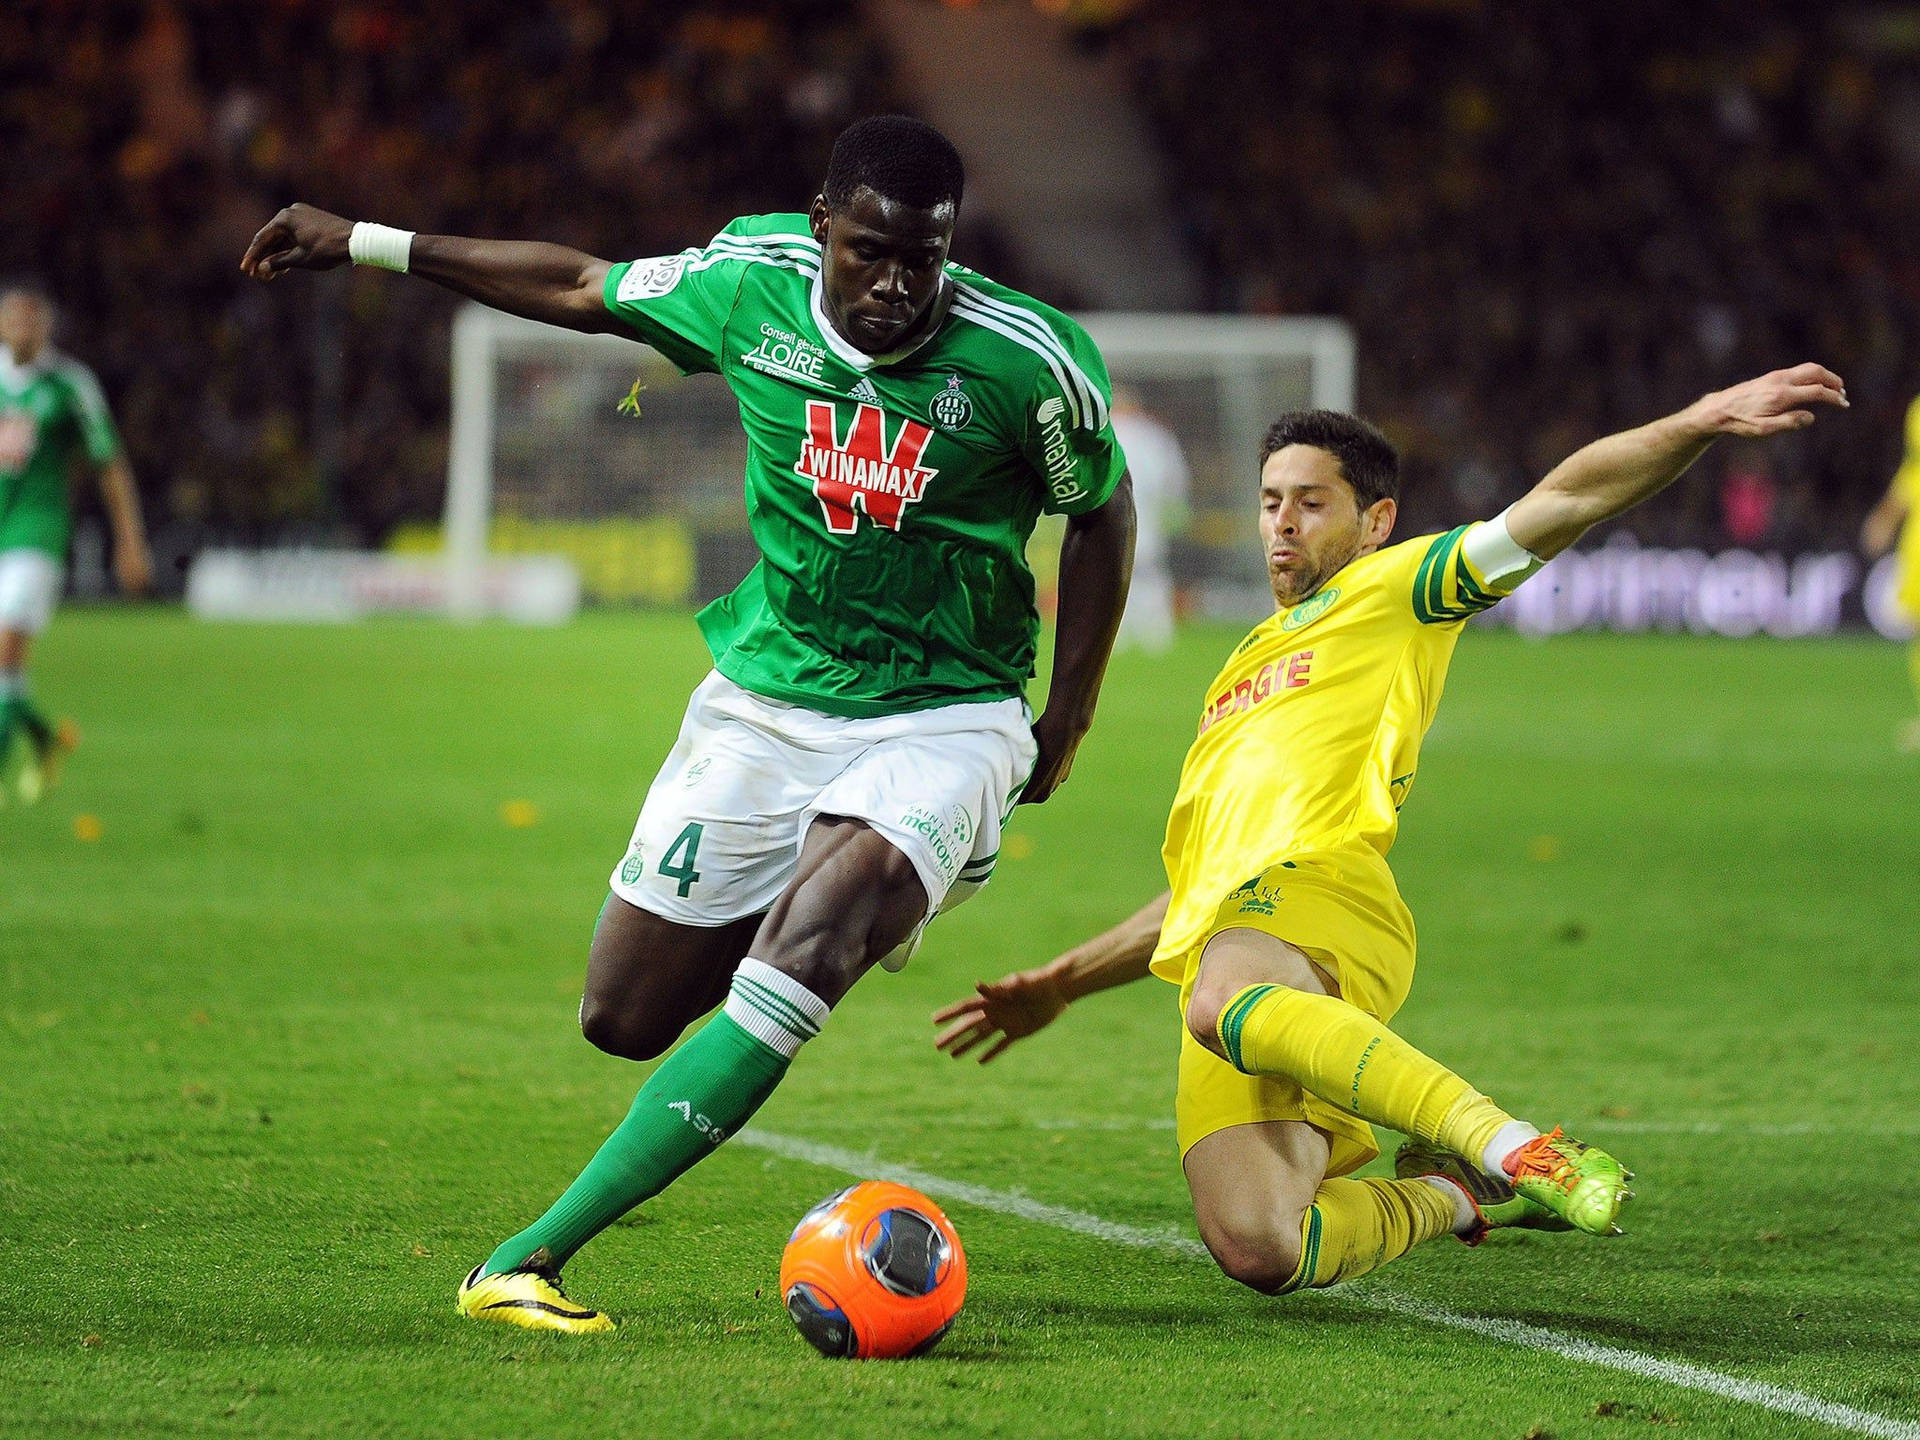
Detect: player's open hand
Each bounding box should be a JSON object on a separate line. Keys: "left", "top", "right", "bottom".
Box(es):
{"left": 933, "top": 964, "right": 1071, "bottom": 1063}
{"left": 241, "top": 204, "right": 353, "bottom": 280}
{"left": 1702, "top": 363, "right": 1847, "bottom": 437}
{"left": 1019, "top": 713, "right": 1084, "bottom": 805}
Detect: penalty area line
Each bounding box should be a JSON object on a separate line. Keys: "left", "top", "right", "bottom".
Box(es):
{"left": 736, "top": 1128, "right": 1920, "bottom": 1440}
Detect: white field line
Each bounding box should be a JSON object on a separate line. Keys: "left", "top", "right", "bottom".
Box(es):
{"left": 737, "top": 1128, "right": 1920, "bottom": 1440}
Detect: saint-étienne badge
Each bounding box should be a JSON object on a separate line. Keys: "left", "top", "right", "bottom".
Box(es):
{"left": 930, "top": 374, "right": 973, "bottom": 432}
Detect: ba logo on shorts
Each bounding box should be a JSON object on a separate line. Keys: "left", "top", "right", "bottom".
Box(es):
{"left": 1229, "top": 873, "right": 1283, "bottom": 917}
{"left": 794, "top": 400, "right": 939, "bottom": 535}
{"left": 620, "top": 846, "right": 646, "bottom": 886}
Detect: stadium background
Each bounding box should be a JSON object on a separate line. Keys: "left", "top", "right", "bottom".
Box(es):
{"left": 9, "top": 0, "right": 1919, "bottom": 601}
{"left": 7, "top": 4, "right": 1920, "bottom": 1439}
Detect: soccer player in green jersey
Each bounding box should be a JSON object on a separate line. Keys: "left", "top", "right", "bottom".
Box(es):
{"left": 242, "top": 116, "right": 1136, "bottom": 1331}
{"left": 0, "top": 280, "right": 152, "bottom": 803}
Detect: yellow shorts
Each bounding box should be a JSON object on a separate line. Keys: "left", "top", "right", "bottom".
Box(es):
{"left": 1172, "top": 847, "right": 1417, "bottom": 1176}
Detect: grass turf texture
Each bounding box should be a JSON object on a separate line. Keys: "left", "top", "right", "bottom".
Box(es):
{"left": 3, "top": 610, "right": 1918, "bottom": 1440}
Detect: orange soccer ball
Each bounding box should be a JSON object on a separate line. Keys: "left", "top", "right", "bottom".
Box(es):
{"left": 779, "top": 1181, "right": 967, "bottom": 1359}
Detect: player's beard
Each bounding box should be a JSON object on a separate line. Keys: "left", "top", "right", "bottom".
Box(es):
{"left": 1268, "top": 540, "right": 1357, "bottom": 610}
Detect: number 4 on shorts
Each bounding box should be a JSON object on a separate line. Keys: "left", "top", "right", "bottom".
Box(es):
{"left": 658, "top": 822, "right": 703, "bottom": 897}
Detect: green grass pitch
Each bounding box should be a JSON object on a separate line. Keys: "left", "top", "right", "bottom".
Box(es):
{"left": 3, "top": 610, "right": 1918, "bottom": 1439}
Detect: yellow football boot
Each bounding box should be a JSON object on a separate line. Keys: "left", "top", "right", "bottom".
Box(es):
{"left": 457, "top": 1263, "right": 615, "bottom": 1334}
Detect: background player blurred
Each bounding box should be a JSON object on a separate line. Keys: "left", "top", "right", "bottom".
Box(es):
{"left": 1110, "top": 386, "right": 1189, "bottom": 653}
{"left": 1860, "top": 393, "right": 1920, "bottom": 753}
{"left": 241, "top": 116, "right": 1134, "bottom": 1331}
{"left": 0, "top": 280, "right": 151, "bottom": 804}
{"left": 937, "top": 364, "right": 1846, "bottom": 1298}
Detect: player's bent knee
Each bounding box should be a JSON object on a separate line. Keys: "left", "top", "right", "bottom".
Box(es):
{"left": 1201, "top": 1223, "right": 1303, "bottom": 1295}
{"left": 1184, "top": 979, "right": 1233, "bottom": 1056}
{"left": 578, "top": 996, "right": 674, "bottom": 1062}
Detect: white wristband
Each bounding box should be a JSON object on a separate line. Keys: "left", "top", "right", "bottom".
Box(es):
{"left": 348, "top": 221, "right": 414, "bottom": 273}
{"left": 1462, "top": 507, "right": 1545, "bottom": 588}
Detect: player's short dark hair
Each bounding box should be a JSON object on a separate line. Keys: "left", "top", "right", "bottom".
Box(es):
{"left": 822, "top": 115, "right": 965, "bottom": 214}
{"left": 1259, "top": 411, "right": 1399, "bottom": 509}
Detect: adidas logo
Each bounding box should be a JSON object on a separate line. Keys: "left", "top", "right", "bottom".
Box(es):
{"left": 849, "top": 378, "right": 880, "bottom": 404}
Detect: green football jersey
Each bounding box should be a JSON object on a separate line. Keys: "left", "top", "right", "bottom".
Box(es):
{"left": 0, "top": 349, "right": 121, "bottom": 556}
{"left": 603, "top": 213, "right": 1127, "bottom": 717}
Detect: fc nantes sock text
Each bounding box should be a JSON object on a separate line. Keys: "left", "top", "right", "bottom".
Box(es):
{"left": 484, "top": 959, "right": 828, "bottom": 1277}
{"left": 1216, "top": 984, "right": 1518, "bottom": 1166}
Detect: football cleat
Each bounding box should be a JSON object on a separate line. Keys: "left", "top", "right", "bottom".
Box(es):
{"left": 457, "top": 1262, "right": 615, "bottom": 1334}
{"left": 1395, "top": 1139, "right": 1572, "bottom": 1243}
{"left": 18, "top": 718, "right": 78, "bottom": 805}
{"left": 1503, "top": 1127, "right": 1633, "bottom": 1236}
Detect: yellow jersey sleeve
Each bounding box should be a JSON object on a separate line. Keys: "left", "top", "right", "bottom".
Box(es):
{"left": 1406, "top": 525, "right": 1517, "bottom": 625}
{"left": 1897, "top": 396, "right": 1920, "bottom": 504}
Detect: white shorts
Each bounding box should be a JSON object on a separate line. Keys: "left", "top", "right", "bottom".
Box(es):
{"left": 0, "top": 550, "right": 62, "bottom": 636}
{"left": 611, "top": 672, "right": 1037, "bottom": 934}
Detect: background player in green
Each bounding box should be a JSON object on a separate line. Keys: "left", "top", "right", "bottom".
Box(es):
{"left": 241, "top": 116, "right": 1136, "bottom": 1330}
{"left": 0, "top": 279, "right": 152, "bottom": 803}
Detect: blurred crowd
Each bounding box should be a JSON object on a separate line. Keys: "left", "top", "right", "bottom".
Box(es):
{"left": 1116, "top": 1, "right": 1920, "bottom": 546}
{"left": 9, "top": 1, "right": 1918, "bottom": 565}
{"left": 4, "top": 0, "right": 895, "bottom": 570}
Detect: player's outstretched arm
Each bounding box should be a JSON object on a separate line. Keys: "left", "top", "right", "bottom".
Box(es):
{"left": 1504, "top": 363, "right": 1847, "bottom": 560}
{"left": 1023, "top": 476, "right": 1136, "bottom": 804}
{"left": 933, "top": 890, "right": 1167, "bottom": 1064}
{"left": 240, "top": 203, "right": 619, "bottom": 335}
{"left": 98, "top": 455, "right": 152, "bottom": 595}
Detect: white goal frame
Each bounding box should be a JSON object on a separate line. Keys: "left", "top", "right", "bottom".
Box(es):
{"left": 445, "top": 303, "right": 1355, "bottom": 618}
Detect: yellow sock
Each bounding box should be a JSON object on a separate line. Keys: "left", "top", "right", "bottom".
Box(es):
{"left": 1282, "top": 1177, "right": 1459, "bottom": 1291}
{"left": 1218, "top": 984, "right": 1515, "bottom": 1164}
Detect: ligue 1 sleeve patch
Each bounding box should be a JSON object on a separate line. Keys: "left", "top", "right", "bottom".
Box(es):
{"left": 617, "top": 253, "right": 692, "bottom": 302}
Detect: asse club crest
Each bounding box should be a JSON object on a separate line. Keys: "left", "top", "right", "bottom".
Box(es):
{"left": 929, "top": 374, "right": 973, "bottom": 432}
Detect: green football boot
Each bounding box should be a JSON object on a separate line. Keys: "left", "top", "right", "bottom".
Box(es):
{"left": 1394, "top": 1138, "right": 1572, "bottom": 1242}
{"left": 1503, "top": 1127, "right": 1634, "bottom": 1236}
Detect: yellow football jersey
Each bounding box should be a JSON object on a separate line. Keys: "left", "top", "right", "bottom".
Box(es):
{"left": 1149, "top": 525, "right": 1515, "bottom": 981}
{"left": 1896, "top": 396, "right": 1920, "bottom": 619}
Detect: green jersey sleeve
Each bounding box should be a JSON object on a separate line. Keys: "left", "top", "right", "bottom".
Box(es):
{"left": 1017, "top": 314, "right": 1127, "bottom": 516}
{"left": 59, "top": 361, "right": 122, "bottom": 465}
{"left": 603, "top": 251, "right": 741, "bottom": 375}
{"left": 603, "top": 216, "right": 827, "bottom": 373}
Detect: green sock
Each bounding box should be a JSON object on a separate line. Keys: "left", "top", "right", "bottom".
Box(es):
{"left": 484, "top": 958, "right": 828, "bottom": 1276}
{"left": 1, "top": 692, "right": 51, "bottom": 750}
{"left": 17, "top": 698, "right": 51, "bottom": 751}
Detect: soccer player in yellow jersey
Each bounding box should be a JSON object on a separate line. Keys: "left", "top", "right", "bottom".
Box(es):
{"left": 1861, "top": 393, "right": 1920, "bottom": 752}
{"left": 936, "top": 363, "right": 1847, "bottom": 1296}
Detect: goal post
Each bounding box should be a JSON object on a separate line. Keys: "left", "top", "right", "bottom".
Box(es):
{"left": 443, "top": 302, "right": 1356, "bottom": 619}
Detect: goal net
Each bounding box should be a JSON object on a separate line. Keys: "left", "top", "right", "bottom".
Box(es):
{"left": 442, "top": 303, "right": 1354, "bottom": 620}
